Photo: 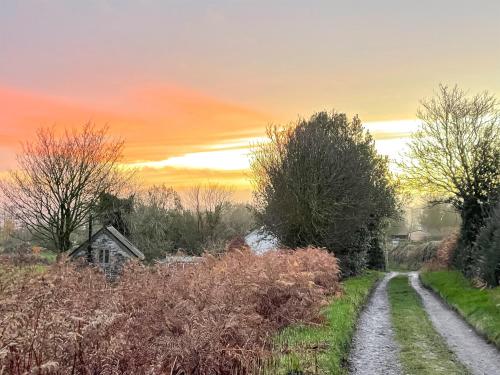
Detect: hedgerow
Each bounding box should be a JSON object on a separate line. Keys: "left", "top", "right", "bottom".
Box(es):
{"left": 387, "top": 241, "right": 440, "bottom": 270}
{"left": 475, "top": 202, "right": 500, "bottom": 286}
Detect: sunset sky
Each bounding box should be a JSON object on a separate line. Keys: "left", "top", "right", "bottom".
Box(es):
{"left": 1, "top": 1, "right": 499, "bottom": 199}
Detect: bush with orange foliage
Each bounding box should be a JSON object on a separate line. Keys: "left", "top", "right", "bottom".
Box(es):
{"left": 423, "top": 233, "right": 458, "bottom": 271}
{"left": 0, "top": 247, "right": 340, "bottom": 374}
{"left": 225, "top": 235, "right": 250, "bottom": 252}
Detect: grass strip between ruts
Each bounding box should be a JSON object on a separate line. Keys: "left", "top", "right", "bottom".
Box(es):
{"left": 388, "top": 275, "right": 469, "bottom": 375}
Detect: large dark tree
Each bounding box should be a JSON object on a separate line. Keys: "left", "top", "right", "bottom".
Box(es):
{"left": 95, "top": 193, "right": 134, "bottom": 236}
{"left": 0, "top": 124, "right": 127, "bottom": 253}
{"left": 251, "top": 111, "right": 397, "bottom": 276}
{"left": 401, "top": 85, "right": 500, "bottom": 274}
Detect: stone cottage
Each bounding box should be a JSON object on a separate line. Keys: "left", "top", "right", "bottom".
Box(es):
{"left": 68, "top": 225, "right": 145, "bottom": 276}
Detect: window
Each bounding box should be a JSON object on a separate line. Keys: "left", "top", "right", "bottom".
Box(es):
{"left": 99, "top": 248, "right": 110, "bottom": 264}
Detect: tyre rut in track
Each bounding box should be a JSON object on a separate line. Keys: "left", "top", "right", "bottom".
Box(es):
{"left": 349, "top": 272, "right": 402, "bottom": 375}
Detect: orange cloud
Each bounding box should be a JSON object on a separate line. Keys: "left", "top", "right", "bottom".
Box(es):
{"left": 0, "top": 85, "right": 273, "bottom": 177}
{"left": 0, "top": 85, "right": 417, "bottom": 197}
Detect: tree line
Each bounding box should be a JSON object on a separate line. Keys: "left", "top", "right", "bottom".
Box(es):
{"left": 96, "top": 185, "right": 254, "bottom": 260}
{"left": 0, "top": 125, "right": 254, "bottom": 261}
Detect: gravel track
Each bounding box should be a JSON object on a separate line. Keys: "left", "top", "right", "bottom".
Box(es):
{"left": 349, "top": 272, "right": 402, "bottom": 375}
{"left": 409, "top": 272, "right": 500, "bottom": 375}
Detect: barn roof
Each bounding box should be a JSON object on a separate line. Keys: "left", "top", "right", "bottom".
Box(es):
{"left": 68, "top": 225, "right": 145, "bottom": 260}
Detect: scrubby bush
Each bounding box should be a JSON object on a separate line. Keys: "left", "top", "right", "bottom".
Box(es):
{"left": 367, "top": 229, "right": 386, "bottom": 271}
{"left": 388, "top": 241, "right": 440, "bottom": 270}
{"left": 0, "top": 247, "right": 340, "bottom": 374}
{"left": 476, "top": 202, "right": 500, "bottom": 286}
{"left": 0, "top": 242, "right": 52, "bottom": 267}
{"left": 423, "top": 233, "right": 458, "bottom": 271}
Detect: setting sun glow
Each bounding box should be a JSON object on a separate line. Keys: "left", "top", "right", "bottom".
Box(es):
{"left": 1, "top": 2, "right": 499, "bottom": 200}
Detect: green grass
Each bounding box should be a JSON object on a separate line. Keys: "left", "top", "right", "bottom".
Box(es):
{"left": 421, "top": 270, "right": 500, "bottom": 348}
{"left": 269, "top": 271, "right": 382, "bottom": 375}
{"left": 388, "top": 275, "right": 469, "bottom": 375}
{"left": 39, "top": 249, "right": 58, "bottom": 263}
{"left": 387, "top": 261, "right": 415, "bottom": 272}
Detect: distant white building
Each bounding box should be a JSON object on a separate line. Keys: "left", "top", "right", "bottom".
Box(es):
{"left": 244, "top": 228, "right": 279, "bottom": 254}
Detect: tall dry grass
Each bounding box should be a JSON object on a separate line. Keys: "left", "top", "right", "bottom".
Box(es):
{"left": 0, "top": 247, "right": 340, "bottom": 374}
{"left": 388, "top": 241, "right": 440, "bottom": 270}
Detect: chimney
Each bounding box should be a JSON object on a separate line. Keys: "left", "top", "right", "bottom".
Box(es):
{"left": 87, "top": 213, "right": 93, "bottom": 263}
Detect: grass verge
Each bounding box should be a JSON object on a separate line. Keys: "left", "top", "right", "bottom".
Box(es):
{"left": 271, "top": 271, "right": 381, "bottom": 375}
{"left": 388, "top": 275, "right": 469, "bottom": 375}
{"left": 420, "top": 270, "right": 500, "bottom": 348}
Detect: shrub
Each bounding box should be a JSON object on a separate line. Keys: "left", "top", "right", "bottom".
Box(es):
{"left": 0, "top": 242, "right": 52, "bottom": 267}
{"left": 225, "top": 236, "right": 250, "bottom": 252}
{"left": 388, "top": 241, "right": 440, "bottom": 270}
{"left": 476, "top": 202, "right": 500, "bottom": 286}
{"left": 0, "top": 247, "right": 340, "bottom": 374}
{"left": 367, "top": 231, "right": 386, "bottom": 271}
{"left": 436, "top": 233, "right": 458, "bottom": 267}
{"left": 423, "top": 233, "right": 458, "bottom": 271}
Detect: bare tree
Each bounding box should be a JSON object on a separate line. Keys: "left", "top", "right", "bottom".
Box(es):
{"left": 187, "top": 185, "right": 203, "bottom": 235}
{"left": 401, "top": 85, "right": 500, "bottom": 272}
{"left": 186, "top": 183, "right": 234, "bottom": 246}
{"left": 127, "top": 185, "right": 188, "bottom": 260}
{"left": 402, "top": 85, "right": 500, "bottom": 205}
{"left": 0, "top": 123, "right": 127, "bottom": 253}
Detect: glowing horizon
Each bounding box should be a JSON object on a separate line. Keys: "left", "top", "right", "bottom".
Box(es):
{"left": 1, "top": 1, "right": 499, "bottom": 200}
{"left": 0, "top": 83, "right": 417, "bottom": 195}
{"left": 126, "top": 120, "right": 417, "bottom": 174}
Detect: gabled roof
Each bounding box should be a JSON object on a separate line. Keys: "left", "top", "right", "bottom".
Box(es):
{"left": 68, "top": 225, "right": 145, "bottom": 260}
